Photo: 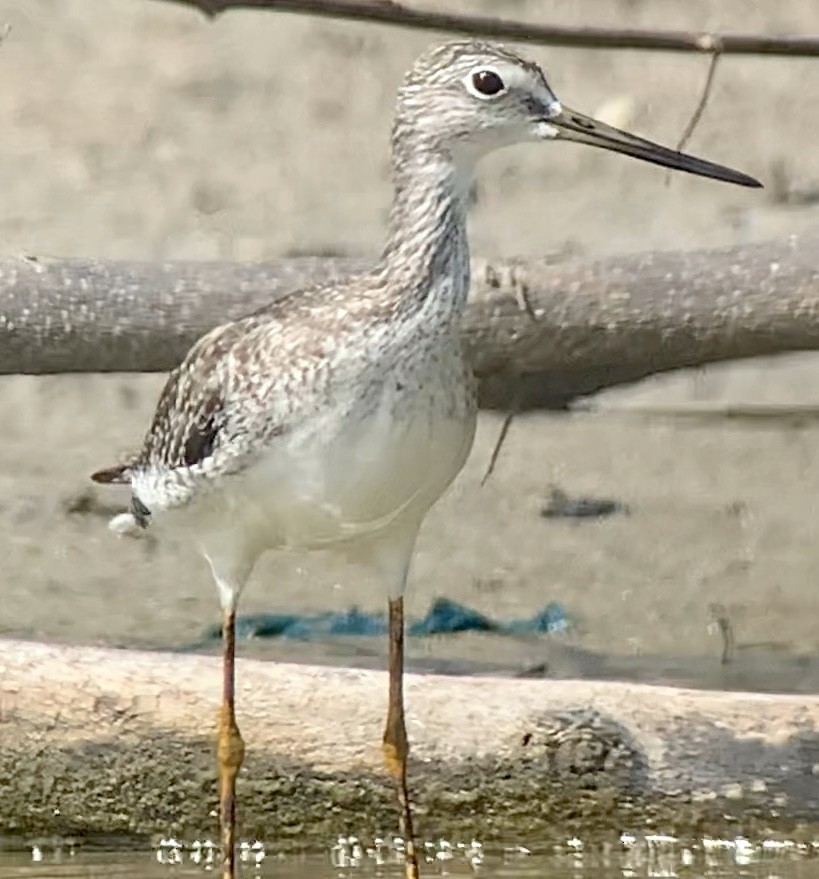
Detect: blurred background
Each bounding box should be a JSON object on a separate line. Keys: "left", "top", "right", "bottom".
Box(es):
{"left": 1, "top": 0, "right": 818, "bottom": 691}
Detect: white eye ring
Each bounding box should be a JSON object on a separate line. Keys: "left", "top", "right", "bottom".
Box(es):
{"left": 463, "top": 66, "right": 507, "bottom": 100}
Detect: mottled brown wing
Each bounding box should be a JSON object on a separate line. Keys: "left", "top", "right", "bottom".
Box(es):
{"left": 91, "top": 281, "right": 353, "bottom": 490}
{"left": 136, "top": 310, "right": 310, "bottom": 476}
{"left": 136, "top": 321, "right": 245, "bottom": 472}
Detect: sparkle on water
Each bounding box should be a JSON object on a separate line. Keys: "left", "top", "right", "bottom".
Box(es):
{"left": 1, "top": 833, "right": 818, "bottom": 879}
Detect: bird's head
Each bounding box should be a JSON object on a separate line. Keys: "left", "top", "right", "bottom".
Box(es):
{"left": 393, "top": 40, "right": 761, "bottom": 188}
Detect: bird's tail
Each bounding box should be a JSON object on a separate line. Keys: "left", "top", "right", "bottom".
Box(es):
{"left": 91, "top": 462, "right": 150, "bottom": 539}
{"left": 90, "top": 463, "right": 133, "bottom": 484}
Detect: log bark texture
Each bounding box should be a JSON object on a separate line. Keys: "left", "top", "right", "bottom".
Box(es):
{"left": 0, "top": 641, "right": 817, "bottom": 847}
{"left": 1, "top": 236, "right": 817, "bottom": 408}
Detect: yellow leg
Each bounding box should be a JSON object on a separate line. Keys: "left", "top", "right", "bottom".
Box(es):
{"left": 218, "top": 609, "right": 245, "bottom": 879}
{"left": 382, "top": 597, "right": 420, "bottom": 879}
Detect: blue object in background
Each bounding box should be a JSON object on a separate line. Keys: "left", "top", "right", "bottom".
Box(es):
{"left": 506, "top": 601, "right": 570, "bottom": 634}
{"left": 409, "top": 598, "right": 497, "bottom": 635}
{"left": 201, "top": 598, "right": 570, "bottom": 643}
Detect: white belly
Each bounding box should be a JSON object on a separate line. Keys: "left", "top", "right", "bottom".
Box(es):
{"left": 238, "top": 399, "right": 475, "bottom": 552}
{"left": 158, "top": 374, "right": 477, "bottom": 570}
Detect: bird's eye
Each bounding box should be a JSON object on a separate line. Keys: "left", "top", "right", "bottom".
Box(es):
{"left": 469, "top": 69, "right": 506, "bottom": 98}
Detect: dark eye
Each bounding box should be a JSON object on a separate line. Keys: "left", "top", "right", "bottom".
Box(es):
{"left": 471, "top": 69, "right": 505, "bottom": 97}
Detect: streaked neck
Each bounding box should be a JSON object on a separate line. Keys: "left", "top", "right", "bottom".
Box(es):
{"left": 378, "top": 149, "right": 473, "bottom": 321}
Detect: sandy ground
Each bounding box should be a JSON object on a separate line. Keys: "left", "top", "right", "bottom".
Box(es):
{"left": 0, "top": 0, "right": 818, "bottom": 691}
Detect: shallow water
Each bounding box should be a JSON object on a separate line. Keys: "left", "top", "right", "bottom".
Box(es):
{"left": 1, "top": 836, "right": 818, "bottom": 879}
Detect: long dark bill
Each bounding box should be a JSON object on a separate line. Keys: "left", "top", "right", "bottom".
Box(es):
{"left": 551, "top": 105, "right": 762, "bottom": 189}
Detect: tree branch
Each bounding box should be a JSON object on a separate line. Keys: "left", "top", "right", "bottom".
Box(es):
{"left": 2, "top": 236, "right": 817, "bottom": 409}
{"left": 154, "top": 0, "right": 819, "bottom": 58}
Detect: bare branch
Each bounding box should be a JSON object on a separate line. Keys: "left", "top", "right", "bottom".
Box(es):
{"left": 1, "top": 236, "right": 817, "bottom": 409}
{"left": 154, "top": 0, "right": 819, "bottom": 58}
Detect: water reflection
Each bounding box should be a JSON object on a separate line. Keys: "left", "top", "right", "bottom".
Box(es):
{"left": 0, "top": 833, "right": 817, "bottom": 879}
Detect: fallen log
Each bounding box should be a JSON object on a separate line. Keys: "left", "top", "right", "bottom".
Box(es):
{"left": 1, "top": 640, "right": 817, "bottom": 847}
{"left": 1, "top": 236, "right": 817, "bottom": 408}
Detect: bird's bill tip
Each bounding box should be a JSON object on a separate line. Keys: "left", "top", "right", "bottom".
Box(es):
{"left": 550, "top": 105, "right": 762, "bottom": 189}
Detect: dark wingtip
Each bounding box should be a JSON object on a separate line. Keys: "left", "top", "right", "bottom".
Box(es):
{"left": 90, "top": 464, "right": 131, "bottom": 485}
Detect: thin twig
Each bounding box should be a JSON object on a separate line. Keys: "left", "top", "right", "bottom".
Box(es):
{"left": 480, "top": 276, "right": 539, "bottom": 480}
{"left": 481, "top": 392, "right": 520, "bottom": 485}
{"left": 514, "top": 282, "right": 538, "bottom": 323}
{"left": 676, "top": 51, "right": 722, "bottom": 152}
{"left": 665, "top": 50, "right": 722, "bottom": 186}
{"left": 709, "top": 603, "right": 736, "bottom": 666}
{"left": 154, "top": 0, "right": 819, "bottom": 58}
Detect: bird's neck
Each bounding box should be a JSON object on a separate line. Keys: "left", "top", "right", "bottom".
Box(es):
{"left": 378, "top": 149, "right": 473, "bottom": 324}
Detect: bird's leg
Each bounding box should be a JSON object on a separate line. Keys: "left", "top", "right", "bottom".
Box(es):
{"left": 218, "top": 608, "right": 245, "bottom": 879}
{"left": 382, "top": 596, "right": 419, "bottom": 879}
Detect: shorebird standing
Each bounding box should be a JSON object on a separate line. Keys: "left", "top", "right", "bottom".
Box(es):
{"left": 91, "top": 40, "right": 760, "bottom": 879}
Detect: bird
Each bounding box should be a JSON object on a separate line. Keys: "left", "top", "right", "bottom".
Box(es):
{"left": 91, "top": 39, "right": 761, "bottom": 879}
